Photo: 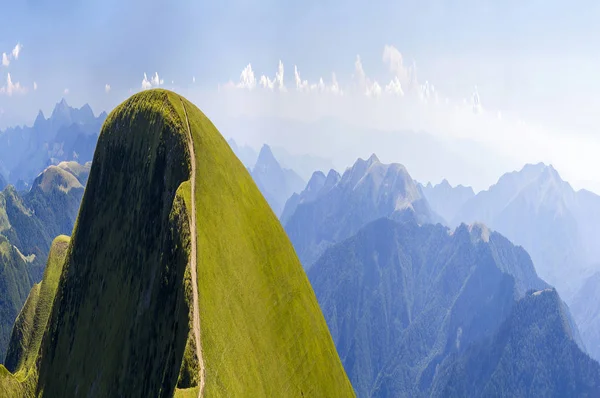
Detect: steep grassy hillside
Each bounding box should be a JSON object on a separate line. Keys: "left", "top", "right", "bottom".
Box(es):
{"left": 0, "top": 163, "right": 88, "bottom": 360}
{"left": 17, "top": 89, "right": 353, "bottom": 397}
{"left": 5, "top": 236, "right": 70, "bottom": 378}
{"left": 0, "top": 237, "right": 32, "bottom": 362}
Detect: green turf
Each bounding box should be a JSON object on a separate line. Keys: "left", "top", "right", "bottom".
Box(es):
{"left": 0, "top": 89, "right": 353, "bottom": 397}
{"left": 4, "top": 236, "right": 70, "bottom": 380}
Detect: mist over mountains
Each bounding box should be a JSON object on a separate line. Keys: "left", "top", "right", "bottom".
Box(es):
{"left": 0, "top": 99, "right": 105, "bottom": 189}
{"left": 0, "top": 92, "right": 599, "bottom": 396}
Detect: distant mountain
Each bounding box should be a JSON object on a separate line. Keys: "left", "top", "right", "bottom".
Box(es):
{"left": 0, "top": 162, "right": 89, "bottom": 361}
{"left": 309, "top": 217, "right": 596, "bottom": 397}
{"left": 0, "top": 99, "right": 106, "bottom": 187}
{"left": 227, "top": 138, "right": 258, "bottom": 168}
{"left": 280, "top": 170, "right": 340, "bottom": 225}
{"left": 0, "top": 90, "right": 353, "bottom": 397}
{"left": 448, "top": 162, "right": 600, "bottom": 362}
{"left": 420, "top": 179, "right": 474, "bottom": 223}
{"left": 0, "top": 174, "right": 6, "bottom": 191}
{"left": 284, "top": 155, "right": 440, "bottom": 268}
{"left": 434, "top": 288, "right": 600, "bottom": 397}
{"left": 271, "top": 146, "right": 337, "bottom": 181}
{"left": 570, "top": 271, "right": 600, "bottom": 363}
{"left": 452, "top": 163, "right": 600, "bottom": 295}
{"left": 251, "top": 144, "right": 305, "bottom": 216}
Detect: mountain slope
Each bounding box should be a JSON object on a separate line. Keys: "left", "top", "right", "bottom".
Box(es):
{"left": 226, "top": 138, "right": 257, "bottom": 168}
{"left": 451, "top": 163, "right": 590, "bottom": 295}
{"left": 1, "top": 89, "right": 353, "bottom": 397}
{"left": 450, "top": 163, "right": 600, "bottom": 361}
{"left": 0, "top": 99, "right": 105, "bottom": 187}
{"left": 308, "top": 217, "right": 593, "bottom": 397}
{"left": 251, "top": 144, "right": 305, "bottom": 216}
{"left": 4, "top": 236, "right": 69, "bottom": 379}
{"left": 434, "top": 289, "right": 600, "bottom": 397}
{"left": 0, "top": 237, "right": 32, "bottom": 365}
{"left": 0, "top": 163, "right": 88, "bottom": 361}
{"left": 420, "top": 179, "right": 474, "bottom": 224}
{"left": 285, "top": 155, "right": 440, "bottom": 268}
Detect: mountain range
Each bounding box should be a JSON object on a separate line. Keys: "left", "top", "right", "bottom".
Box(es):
{"left": 420, "top": 179, "right": 475, "bottom": 224}
{"left": 0, "top": 90, "right": 353, "bottom": 397}
{"left": 0, "top": 99, "right": 105, "bottom": 189}
{"left": 0, "top": 161, "right": 89, "bottom": 361}
{"left": 250, "top": 144, "right": 305, "bottom": 217}
{"left": 284, "top": 154, "right": 440, "bottom": 268}
{"left": 429, "top": 163, "right": 600, "bottom": 361}
{"left": 308, "top": 215, "right": 598, "bottom": 397}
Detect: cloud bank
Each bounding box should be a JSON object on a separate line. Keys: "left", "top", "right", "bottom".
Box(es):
{"left": 213, "top": 45, "right": 600, "bottom": 191}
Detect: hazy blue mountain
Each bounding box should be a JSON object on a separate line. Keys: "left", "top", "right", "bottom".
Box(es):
{"left": 284, "top": 155, "right": 440, "bottom": 268}
{"left": 571, "top": 271, "right": 600, "bottom": 363}
{"left": 0, "top": 99, "right": 106, "bottom": 188}
{"left": 433, "top": 288, "right": 600, "bottom": 397}
{"left": 271, "top": 145, "right": 337, "bottom": 181}
{"left": 251, "top": 144, "right": 305, "bottom": 216}
{"left": 0, "top": 162, "right": 89, "bottom": 361}
{"left": 227, "top": 138, "right": 258, "bottom": 168}
{"left": 280, "top": 169, "right": 341, "bottom": 225}
{"left": 452, "top": 163, "right": 600, "bottom": 295}
{"left": 420, "top": 179, "right": 474, "bottom": 224}
{"left": 309, "top": 217, "right": 595, "bottom": 397}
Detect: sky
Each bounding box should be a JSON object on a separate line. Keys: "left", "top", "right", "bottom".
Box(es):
{"left": 1, "top": 0, "right": 600, "bottom": 192}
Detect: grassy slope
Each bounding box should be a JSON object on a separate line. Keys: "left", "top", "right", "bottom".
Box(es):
{"left": 3, "top": 89, "right": 351, "bottom": 397}
{"left": 0, "top": 236, "right": 71, "bottom": 398}
{"left": 4, "top": 236, "right": 70, "bottom": 379}
{"left": 170, "top": 93, "right": 353, "bottom": 397}
{"left": 36, "top": 90, "right": 192, "bottom": 397}
{"left": 0, "top": 237, "right": 32, "bottom": 361}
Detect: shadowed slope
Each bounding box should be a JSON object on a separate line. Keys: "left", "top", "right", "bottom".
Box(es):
{"left": 21, "top": 89, "right": 352, "bottom": 397}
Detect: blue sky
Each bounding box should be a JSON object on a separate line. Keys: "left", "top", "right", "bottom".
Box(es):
{"left": 2, "top": 0, "right": 600, "bottom": 191}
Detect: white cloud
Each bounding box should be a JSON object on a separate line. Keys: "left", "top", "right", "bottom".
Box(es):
{"left": 385, "top": 77, "right": 404, "bottom": 96}
{"left": 239, "top": 64, "right": 257, "bottom": 89}
{"left": 11, "top": 43, "right": 22, "bottom": 60}
{"left": 193, "top": 76, "right": 196, "bottom": 83}
{"left": 151, "top": 72, "right": 164, "bottom": 86}
{"left": 294, "top": 66, "right": 309, "bottom": 92}
{"left": 141, "top": 72, "right": 164, "bottom": 90}
{"left": 105, "top": 84, "right": 111, "bottom": 93}
{"left": 0, "top": 73, "right": 25, "bottom": 96}
{"left": 142, "top": 73, "right": 152, "bottom": 90}
{"left": 259, "top": 60, "right": 286, "bottom": 91}
{"left": 64, "top": 88, "right": 69, "bottom": 95}
{"left": 472, "top": 86, "right": 483, "bottom": 114}
{"left": 382, "top": 45, "right": 413, "bottom": 88}
{"left": 33, "top": 81, "right": 37, "bottom": 91}
{"left": 1, "top": 53, "right": 9, "bottom": 67}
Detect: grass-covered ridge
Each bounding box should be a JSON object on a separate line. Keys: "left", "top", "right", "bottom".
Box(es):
{"left": 173, "top": 93, "right": 353, "bottom": 397}
{"left": 0, "top": 89, "right": 353, "bottom": 397}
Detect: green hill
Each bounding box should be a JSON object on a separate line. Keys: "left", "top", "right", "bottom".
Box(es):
{"left": 0, "top": 163, "right": 88, "bottom": 361}
{"left": 0, "top": 89, "right": 353, "bottom": 397}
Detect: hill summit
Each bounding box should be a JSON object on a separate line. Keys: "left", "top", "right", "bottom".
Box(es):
{"left": 0, "top": 89, "right": 353, "bottom": 397}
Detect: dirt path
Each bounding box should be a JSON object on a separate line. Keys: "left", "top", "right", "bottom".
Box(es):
{"left": 180, "top": 98, "right": 206, "bottom": 397}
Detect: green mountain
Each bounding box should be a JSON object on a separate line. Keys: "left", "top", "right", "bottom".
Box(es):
{"left": 309, "top": 217, "right": 596, "bottom": 397}
{"left": 0, "top": 89, "right": 353, "bottom": 397}
{"left": 0, "top": 162, "right": 88, "bottom": 361}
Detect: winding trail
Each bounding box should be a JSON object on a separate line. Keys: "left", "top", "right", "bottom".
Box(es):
{"left": 180, "top": 98, "right": 206, "bottom": 397}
